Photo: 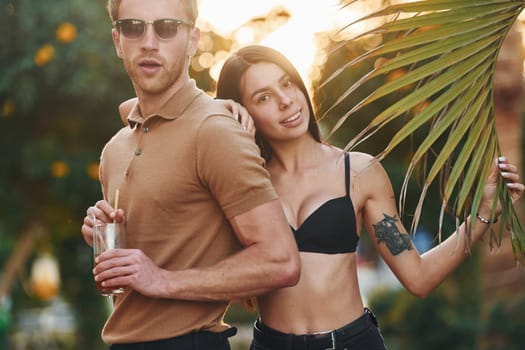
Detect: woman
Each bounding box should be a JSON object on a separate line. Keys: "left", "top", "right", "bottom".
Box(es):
{"left": 214, "top": 45, "right": 524, "bottom": 350}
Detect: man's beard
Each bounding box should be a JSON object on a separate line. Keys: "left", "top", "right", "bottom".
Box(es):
{"left": 125, "top": 58, "right": 184, "bottom": 96}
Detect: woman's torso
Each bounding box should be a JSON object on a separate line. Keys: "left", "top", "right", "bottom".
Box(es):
{"left": 258, "top": 146, "right": 370, "bottom": 334}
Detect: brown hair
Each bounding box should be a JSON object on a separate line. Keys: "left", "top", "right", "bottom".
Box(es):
{"left": 216, "top": 45, "right": 321, "bottom": 162}
{"left": 106, "top": 0, "right": 198, "bottom": 23}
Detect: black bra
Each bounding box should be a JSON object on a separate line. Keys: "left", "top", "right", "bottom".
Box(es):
{"left": 291, "top": 153, "right": 359, "bottom": 254}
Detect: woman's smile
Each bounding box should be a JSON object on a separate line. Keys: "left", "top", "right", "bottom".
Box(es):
{"left": 281, "top": 109, "right": 302, "bottom": 127}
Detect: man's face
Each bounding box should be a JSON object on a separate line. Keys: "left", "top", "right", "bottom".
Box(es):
{"left": 112, "top": 0, "right": 199, "bottom": 97}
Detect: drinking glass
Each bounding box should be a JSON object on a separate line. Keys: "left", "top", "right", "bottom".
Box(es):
{"left": 93, "top": 222, "right": 125, "bottom": 296}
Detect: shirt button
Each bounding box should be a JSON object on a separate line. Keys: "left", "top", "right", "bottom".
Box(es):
{"left": 143, "top": 126, "right": 150, "bottom": 133}
{"left": 135, "top": 148, "right": 142, "bottom": 156}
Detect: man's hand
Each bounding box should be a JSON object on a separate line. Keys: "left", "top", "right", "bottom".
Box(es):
{"left": 94, "top": 248, "right": 167, "bottom": 298}
{"left": 81, "top": 200, "right": 125, "bottom": 247}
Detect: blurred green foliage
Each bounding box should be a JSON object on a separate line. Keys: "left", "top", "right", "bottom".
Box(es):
{"left": 1, "top": 1, "right": 523, "bottom": 349}
{"left": 370, "top": 252, "right": 482, "bottom": 350}
{"left": 482, "top": 296, "right": 525, "bottom": 350}
{"left": 1, "top": 1, "right": 134, "bottom": 349}
{"left": 369, "top": 251, "right": 525, "bottom": 350}
{"left": 0, "top": 1, "right": 233, "bottom": 348}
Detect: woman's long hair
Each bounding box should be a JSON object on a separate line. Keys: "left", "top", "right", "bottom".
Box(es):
{"left": 216, "top": 45, "right": 321, "bottom": 162}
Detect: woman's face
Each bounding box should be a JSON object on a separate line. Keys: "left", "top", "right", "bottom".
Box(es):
{"left": 240, "top": 62, "right": 310, "bottom": 142}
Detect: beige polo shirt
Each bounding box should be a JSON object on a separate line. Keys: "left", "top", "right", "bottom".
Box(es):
{"left": 98, "top": 80, "right": 277, "bottom": 344}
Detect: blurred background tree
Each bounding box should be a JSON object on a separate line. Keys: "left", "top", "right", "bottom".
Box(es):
{"left": 1, "top": 0, "right": 524, "bottom": 349}
{"left": 0, "top": 1, "right": 233, "bottom": 348}
{"left": 1, "top": 1, "right": 133, "bottom": 349}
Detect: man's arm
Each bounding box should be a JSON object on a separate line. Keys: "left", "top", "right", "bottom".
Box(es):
{"left": 93, "top": 199, "right": 301, "bottom": 300}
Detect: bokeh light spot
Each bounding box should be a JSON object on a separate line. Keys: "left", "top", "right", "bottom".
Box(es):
{"left": 51, "top": 161, "right": 70, "bottom": 178}
{"left": 2, "top": 99, "right": 15, "bottom": 118}
{"left": 56, "top": 22, "right": 78, "bottom": 44}
{"left": 34, "top": 44, "right": 55, "bottom": 66}
{"left": 87, "top": 162, "right": 100, "bottom": 180}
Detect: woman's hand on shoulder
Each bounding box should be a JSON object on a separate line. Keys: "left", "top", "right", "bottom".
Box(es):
{"left": 216, "top": 99, "right": 256, "bottom": 136}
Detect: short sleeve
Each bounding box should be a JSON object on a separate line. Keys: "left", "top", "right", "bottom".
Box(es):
{"left": 196, "top": 115, "right": 278, "bottom": 218}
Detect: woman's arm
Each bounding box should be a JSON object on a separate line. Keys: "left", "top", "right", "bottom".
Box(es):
{"left": 358, "top": 155, "right": 523, "bottom": 298}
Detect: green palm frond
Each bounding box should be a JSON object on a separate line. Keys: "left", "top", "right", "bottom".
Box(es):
{"left": 326, "top": 0, "right": 525, "bottom": 263}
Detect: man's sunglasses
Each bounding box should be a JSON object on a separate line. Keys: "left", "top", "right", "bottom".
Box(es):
{"left": 114, "top": 18, "right": 194, "bottom": 40}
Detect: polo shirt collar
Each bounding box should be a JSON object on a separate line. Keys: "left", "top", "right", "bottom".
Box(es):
{"left": 124, "top": 79, "right": 202, "bottom": 128}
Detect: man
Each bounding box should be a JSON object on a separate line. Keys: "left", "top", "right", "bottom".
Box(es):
{"left": 81, "top": 0, "right": 300, "bottom": 349}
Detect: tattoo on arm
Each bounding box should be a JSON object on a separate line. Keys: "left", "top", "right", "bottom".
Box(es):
{"left": 373, "top": 213, "right": 412, "bottom": 256}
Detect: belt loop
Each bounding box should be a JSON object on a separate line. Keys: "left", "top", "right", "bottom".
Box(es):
{"left": 321, "top": 331, "right": 337, "bottom": 350}
{"left": 365, "top": 307, "right": 379, "bottom": 327}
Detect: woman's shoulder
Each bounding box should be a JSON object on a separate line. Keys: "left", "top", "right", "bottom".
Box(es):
{"left": 321, "top": 146, "right": 376, "bottom": 169}
{"left": 347, "top": 151, "right": 374, "bottom": 162}
{"left": 322, "top": 146, "right": 386, "bottom": 173}
{"left": 346, "top": 151, "right": 377, "bottom": 168}
{"left": 344, "top": 151, "right": 391, "bottom": 182}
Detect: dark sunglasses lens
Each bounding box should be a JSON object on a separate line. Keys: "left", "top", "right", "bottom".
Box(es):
{"left": 119, "top": 20, "right": 145, "bottom": 39}
{"left": 154, "top": 20, "right": 179, "bottom": 39}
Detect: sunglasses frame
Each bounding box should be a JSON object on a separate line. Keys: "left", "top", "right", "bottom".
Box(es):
{"left": 114, "top": 18, "right": 194, "bottom": 40}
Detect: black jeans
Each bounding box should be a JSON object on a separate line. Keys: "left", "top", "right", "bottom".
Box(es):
{"left": 250, "top": 308, "right": 387, "bottom": 350}
{"left": 109, "top": 327, "right": 237, "bottom": 350}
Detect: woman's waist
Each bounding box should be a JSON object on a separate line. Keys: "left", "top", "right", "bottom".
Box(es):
{"left": 257, "top": 287, "right": 364, "bottom": 334}
{"left": 255, "top": 307, "right": 376, "bottom": 343}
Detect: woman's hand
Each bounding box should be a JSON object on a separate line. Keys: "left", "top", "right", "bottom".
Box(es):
{"left": 217, "top": 98, "right": 256, "bottom": 136}
{"left": 479, "top": 157, "right": 524, "bottom": 219}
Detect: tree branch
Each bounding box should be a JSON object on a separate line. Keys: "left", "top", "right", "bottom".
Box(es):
{"left": 0, "top": 222, "right": 46, "bottom": 299}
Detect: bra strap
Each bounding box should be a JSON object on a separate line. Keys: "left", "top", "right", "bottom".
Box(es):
{"left": 344, "top": 152, "right": 350, "bottom": 196}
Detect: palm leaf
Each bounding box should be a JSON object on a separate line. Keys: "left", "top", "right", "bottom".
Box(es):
{"left": 327, "top": 0, "right": 525, "bottom": 263}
